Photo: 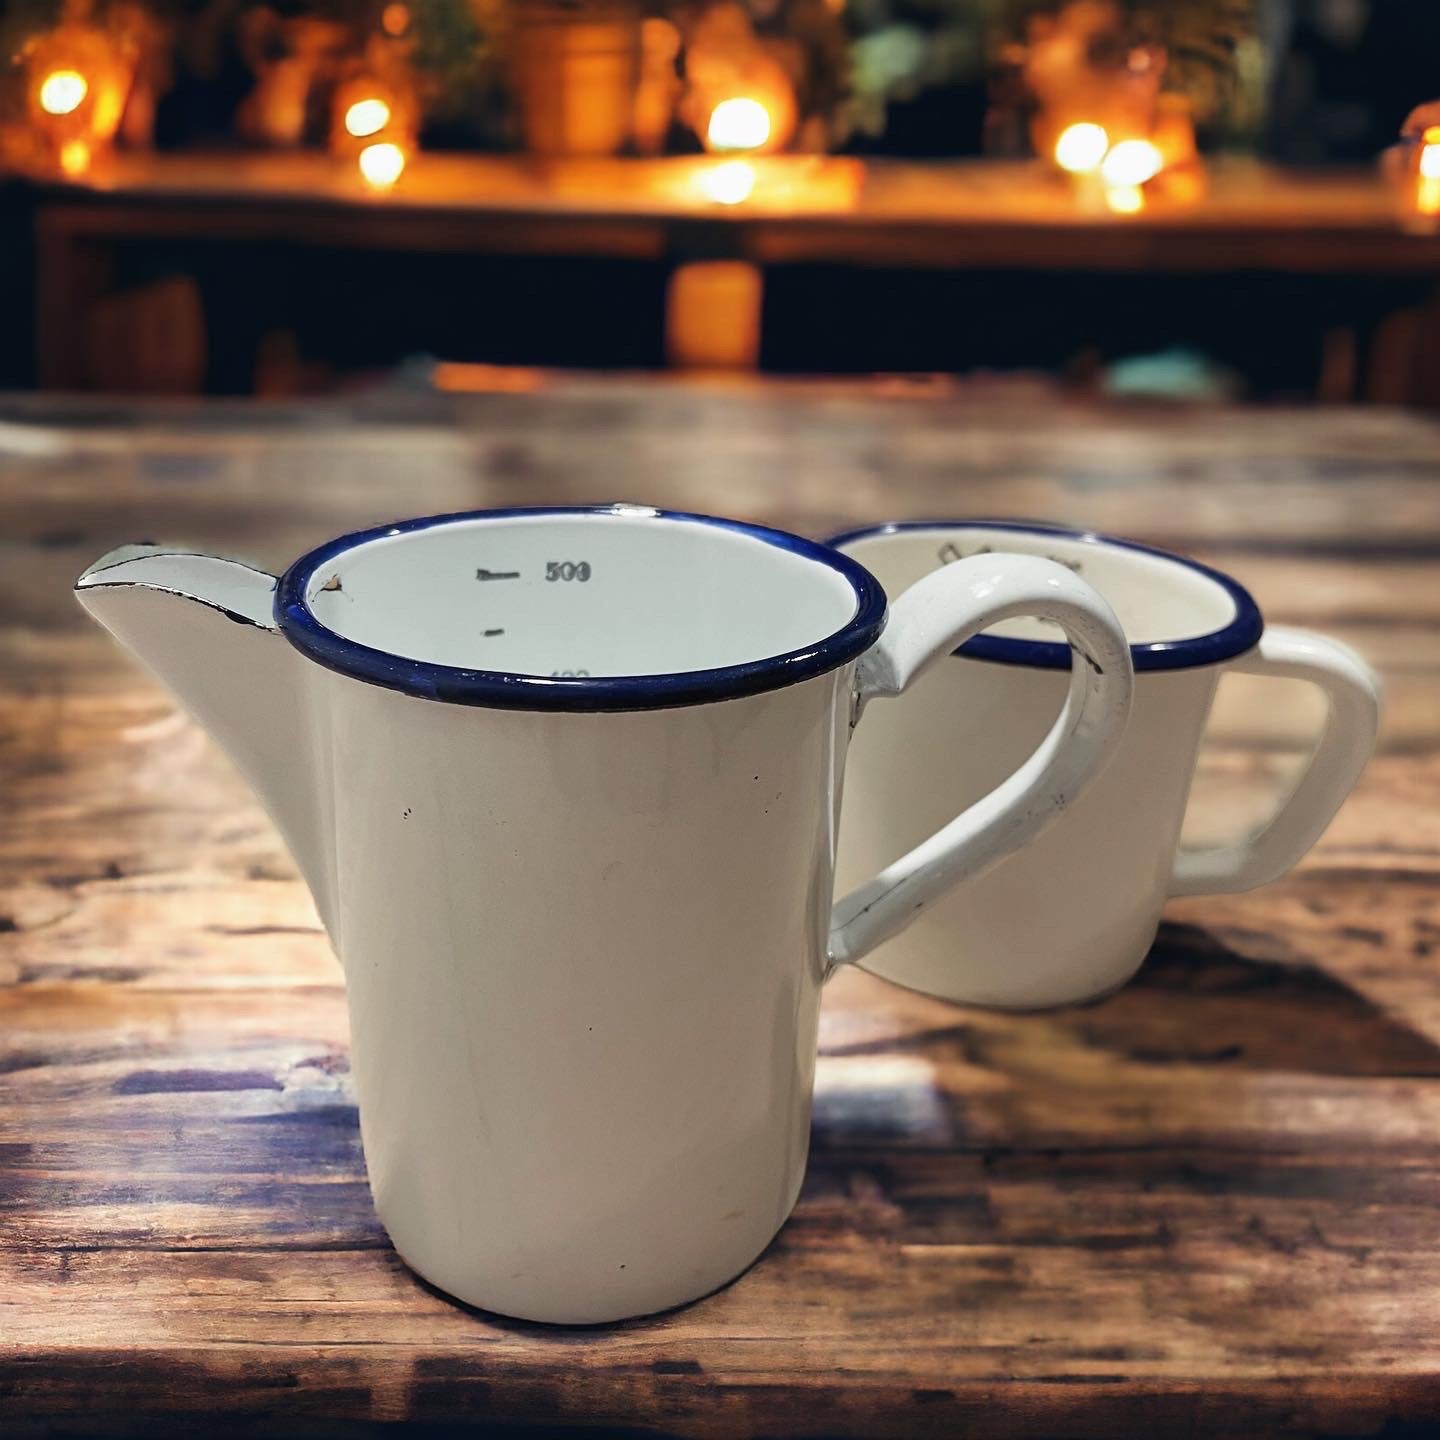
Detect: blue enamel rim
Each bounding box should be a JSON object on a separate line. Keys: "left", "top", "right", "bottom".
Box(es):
{"left": 275, "top": 505, "right": 888, "bottom": 711}
{"left": 825, "top": 520, "right": 1263, "bottom": 672}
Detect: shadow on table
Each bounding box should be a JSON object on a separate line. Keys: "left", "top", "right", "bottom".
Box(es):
{"left": 1081, "top": 920, "right": 1440, "bottom": 1076}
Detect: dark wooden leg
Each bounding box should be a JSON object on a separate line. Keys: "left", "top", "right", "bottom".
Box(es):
{"left": 1409, "top": 282, "right": 1440, "bottom": 409}
{"left": 35, "top": 208, "right": 115, "bottom": 391}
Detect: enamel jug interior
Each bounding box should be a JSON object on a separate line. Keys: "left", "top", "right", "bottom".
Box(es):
{"left": 846, "top": 525, "right": 1240, "bottom": 650}
{"left": 294, "top": 511, "right": 863, "bottom": 678}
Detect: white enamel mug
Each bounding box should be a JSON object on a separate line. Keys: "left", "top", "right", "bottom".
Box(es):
{"left": 831, "top": 520, "right": 1382, "bottom": 1011}
{"left": 77, "top": 505, "right": 1132, "bottom": 1324}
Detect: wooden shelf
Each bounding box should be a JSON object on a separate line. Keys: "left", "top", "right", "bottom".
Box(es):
{"left": 19, "top": 154, "right": 1440, "bottom": 392}
{"left": 21, "top": 151, "right": 1440, "bottom": 268}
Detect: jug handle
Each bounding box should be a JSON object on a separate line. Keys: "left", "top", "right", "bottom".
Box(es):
{"left": 828, "top": 554, "right": 1134, "bottom": 969}
{"left": 1168, "top": 626, "right": 1380, "bottom": 897}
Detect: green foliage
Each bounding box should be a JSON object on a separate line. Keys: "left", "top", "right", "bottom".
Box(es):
{"left": 1141, "top": 0, "right": 1254, "bottom": 125}
{"left": 261, "top": 0, "right": 503, "bottom": 122}
{"left": 842, "top": 0, "right": 1257, "bottom": 142}
{"left": 762, "top": 0, "right": 851, "bottom": 127}
{"left": 407, "top": 0, "right": 500, "bottom": 120}
{"left": 840, "top": 0, "right": 1009, "bottom": 137}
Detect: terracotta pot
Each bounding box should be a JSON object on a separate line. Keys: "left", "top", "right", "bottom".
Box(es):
{"left": 510, "top": 3, "right": 640, "bottom": 156}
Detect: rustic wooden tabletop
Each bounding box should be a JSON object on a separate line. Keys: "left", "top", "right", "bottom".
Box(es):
{"left": 1, "top": 374, "right": 1437, "bottom": 1437}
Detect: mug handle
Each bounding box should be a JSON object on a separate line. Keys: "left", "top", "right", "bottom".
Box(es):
{"left": 829, "top": 554, "right": 1134, "bottom": 969}
{"left": 1168, "top": 626, "right": 1381, "bottom": 898}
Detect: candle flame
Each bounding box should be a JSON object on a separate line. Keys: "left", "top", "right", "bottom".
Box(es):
{"left": 1419, "top": 176, "right": 1440, "bottom": 217}
{"left": 345, "top": 98, "right": 391, "bottom": 138}
{"left": 1054, "top": 123, "right": 1109, "bottom": 174}
{"left": 40, "top": 69, "right": 88, "bottom": 116}
{"left": 699, "top": 159, "right": 756, "bottom": 206}
{"left": 1100, "top": 138, "right": 1164, "bottom": 188}
{"left": 1420, "top": 144, "right": 1440, "bottom": 181}
{"left": 707, "top": 97, "right": 771, "bottom": 154}
{"left": 359, "top": 141, "right": 406, "bottom": 189}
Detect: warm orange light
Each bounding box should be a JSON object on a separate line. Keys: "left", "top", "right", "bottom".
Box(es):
{"left": 381, "top": 2, "right": 411, "bottom": 36}
{"left": 1101, "top": 138, "right": 1164, "bottom": 188}
{"left": 1054, "top": 122, "right": 1109, "bottom": 174}
{"left": 1421, "top": 144, "right": 1440, "bottom": 181}
{"left": 58, "top": 139, "right": 91, "bottom": 176}
{"left": 707, "top": 97, "right": 771, "bottom": 153}
{"left": 1105, "top": 184, "right": 1145, "bottom": 214}
{"left": 698, "top": 159, "right": 756, "bottom": 206}
{"left": 39, "top": 69, "right": 88, "bottom": 116}
{"left": 1418, "top": 176, "right": 1440, "bottom": 217}
{"left": 358, "top": 141, "right": 406, "bottom": 188}
{"left": 345, "top": 97, "right": 391, "bottom": 138}
{"left": 666, "top": 261, "right": 763, "bottom": 370}
{"left": 1424, "top": 126, "right": 1440, "bottom": 144}
{"left": 431, "top": 362, "right": 546, "bottom": 394}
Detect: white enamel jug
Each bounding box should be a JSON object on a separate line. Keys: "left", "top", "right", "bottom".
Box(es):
{"left": 77, "top": 505, "right": 1133, "bottom": 1323}
{"left": 831, "top": 521, "right": 1381, "bottom": 1010}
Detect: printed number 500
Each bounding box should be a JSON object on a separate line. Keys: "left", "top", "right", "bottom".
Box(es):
{"left": 546, "top": 561, "right": 591, "bottom": 582}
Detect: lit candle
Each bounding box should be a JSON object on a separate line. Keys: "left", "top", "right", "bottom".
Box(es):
{"left": 39, "top": 69, "right": 88, "bottom": 117}
{"left": 695, "top": 95, "right": 776, "bottom": 208}
{"left": 1054, "top": 122, "right": 1109, "bottom": 175}
{"left": 358, "top": 141, "right": 406, "bottom": 189}
{"left": 344, "top": 97, "right": 392, "bottom": 139}
{"left": 25, "top": 21, "right": 130, "bottom": 178}
{"left": 331, "top": 71, "right": 416, "bottom": 192}
{"left": 707, "top": 97, "right": 772, "bottom": 153}
{"left": 1100, "top": 138, "right": 1164, "bottom": 188}
{"left": 1418, "top": 126, "right": 1440, "bottom": 217}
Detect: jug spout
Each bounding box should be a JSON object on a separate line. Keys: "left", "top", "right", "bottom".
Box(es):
{"left": 75, "top": 546, "right": 336, "bottom": 937}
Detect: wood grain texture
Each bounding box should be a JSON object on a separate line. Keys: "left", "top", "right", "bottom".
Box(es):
{"left": 1, "top": 376, "right": 1438, "bottom": 1437}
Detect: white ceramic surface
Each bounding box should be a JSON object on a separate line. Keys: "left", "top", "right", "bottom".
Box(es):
{"left": 76, "top": 506, "right": 1132, "bottom": 1324}
{"left": 831, "top": 522, "right": 1382, "bottom": 1011}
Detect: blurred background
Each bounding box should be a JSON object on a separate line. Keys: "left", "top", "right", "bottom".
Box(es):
{"left": 4, "top": 0, "right": 1440, "bottom": 402}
